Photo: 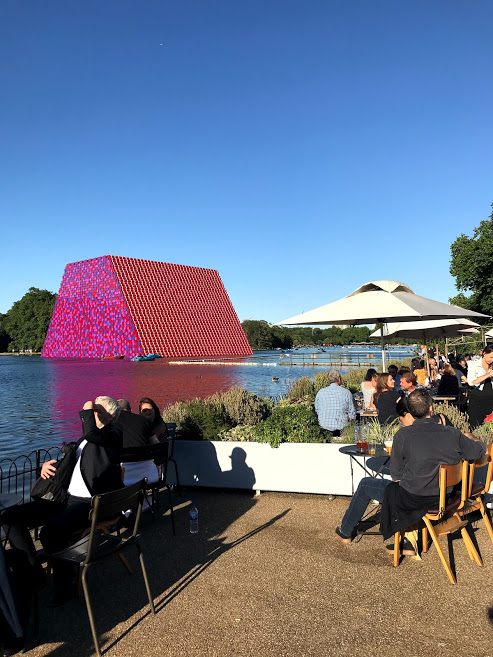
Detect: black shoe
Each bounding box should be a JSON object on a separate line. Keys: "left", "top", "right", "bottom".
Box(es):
{"left": 335, "top": 526, "right": 353, "bottom": 544}
{"left": 385, "top": 537, "right": 416, "bottom": 556}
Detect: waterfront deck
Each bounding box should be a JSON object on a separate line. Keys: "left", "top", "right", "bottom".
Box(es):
{"left": 27, "top": 489, "right": 492, "bottom": 657}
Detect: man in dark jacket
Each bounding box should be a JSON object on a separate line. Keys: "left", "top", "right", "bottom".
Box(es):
{"left": 115, "top": 399, "right": 153, "bottom": 448}
{"left": 1, "top": 396, "right": 123, "bottom": 605}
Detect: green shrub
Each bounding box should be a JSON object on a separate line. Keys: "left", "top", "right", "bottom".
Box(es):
{"left": 314, "top": 371, "right": 330, "bottom": 395}
{"left": 433, "top": 403, "right": 470, "bottom": 434}
{"left": 286, "top": 376, "right": 315, "bottom": 401}
{"left": 220, "top": 386, "right": 272, "bottom": 426}
{"left": 469, "top": 422, "right": 493, "bottom": 444}
{"left": 163, "top": 398, "right": 229, "bottom": 441}
{"left": 340, "top": 422, "right": 356, "bottom": 444}
{"left": 341, "top": 368, "right": 367, "bottom": 394}
{"left": 217, "top": 424, "right": 258, "bottom": 442}
{"left": 254, "top": 402, "right": 330, "bottom": 448}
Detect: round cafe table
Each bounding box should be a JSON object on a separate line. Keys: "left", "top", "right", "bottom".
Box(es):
{"left": 338, "top": 445, "right": 390, "bottom": 495}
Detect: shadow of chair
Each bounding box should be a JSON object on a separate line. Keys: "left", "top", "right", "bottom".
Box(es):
{"left": 393, "top": 460, "right": 482, "bottom": 584}
{"left": 36, "top": 479, "right": 155, "bottom": 657}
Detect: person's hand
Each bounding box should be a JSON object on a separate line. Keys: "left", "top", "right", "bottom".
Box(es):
{"left": 41, "top": 459, "right": 57, "bottom": 479}
{"left": 83, "top": 401, "right": 94, "bottom": 410}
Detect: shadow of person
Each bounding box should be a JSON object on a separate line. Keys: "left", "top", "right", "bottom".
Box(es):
{"left": 221, "top": 447, "right": 256, "bottom": 490}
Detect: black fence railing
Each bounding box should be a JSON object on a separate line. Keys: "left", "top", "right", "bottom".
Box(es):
{"left": 0, "top": 446, "right": 64, "bottom": 502}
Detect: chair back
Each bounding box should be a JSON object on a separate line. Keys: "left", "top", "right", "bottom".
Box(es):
{"left": 436, "top": 461, "right": 464, "bottom": 517}
{"left": 84, "top": 478, "right": 147, "bottom": 564}
{"left": 166, "top": 423, "right": 177, "bottom": 459}
{"left": 468, "top": 443, "right": 493, "bottom": 497}
{"left": 121, "top": 441, "right": 169, "bottom": 465}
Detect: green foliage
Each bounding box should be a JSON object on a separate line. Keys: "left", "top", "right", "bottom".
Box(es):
{"left": 0, "top": 314, "right": 10, "bottom": 352}
{"left": 241, "top": 320, "right": 292, "bottom": 350}
{"left": 220, "top": 386, "right": 272, "bottom": 426}
{"left": 468, "top": 422, "right": 493, "bottom": 444}
{"left": 173, "top": 398, "right": 229, "bottom": 441}
{"left": 340, "top": 422, "right": 356, "bottom": 443}
{"left": 216, "top": 424, "right": 258, "bottom": 442}
{"left": 433, "top": 403, "right": 470, "bottom": 433}
{"left": 313, "top": 371, "right": 330, "bottom": 395}
{"left": 286, "top": 376, "right": 315, "bottom": 401}
{"left": 254, "top": 403, "right": 330, "bottom": 448}
{"left": 449, "top": 203, "right": 493, "bottom": 317}
{"left": 5, "top": 287, "right": 57, "bottom": 352}
{"left": 341, "top": 368, "right": 367, "bottom": 394}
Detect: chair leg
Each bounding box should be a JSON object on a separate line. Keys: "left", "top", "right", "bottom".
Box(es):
{"left": 170, "top": 458, "right": 180, "bottom": 493}
{"left": 167, "top": 486, "right": 176, "bottom": 536}
{"left": 81, "top": 564, "right": 101, "bottom": 657}
{"left": 478, "top": 499, "right": 493, "bottom": 543}
{"left": 422, "top": 525, "right": 428, "bottom": 553}
{"left": 459, "top": 524, "right": 482, "bottom": 566}
{"left": 393, "top": 531, "right": 400, "bottom": 567}
{"left": 118, "top": 552, "right": 133, "bottom": 574}
{"left": 137, "top": 544, "right": 155, "bottom": 616}
{"left": 423, "top": 518, "right": 456, "bottom": 584}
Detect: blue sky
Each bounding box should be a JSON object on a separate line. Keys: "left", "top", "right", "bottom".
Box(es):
{"left": 1, "top": 1, "right": 492, "bottom": 323}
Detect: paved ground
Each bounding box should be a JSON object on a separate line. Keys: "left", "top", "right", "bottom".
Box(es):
{"left": 26, "top": 489, "right": 493, "bottom": 657}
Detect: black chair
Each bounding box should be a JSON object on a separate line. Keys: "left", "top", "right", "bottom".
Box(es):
{"left": 38, "top": 479, "right": 155, "bottom": 657}
{"left": 165, "top": 423, "right": 180, "bottom": 493}
{"left": 121, "top": 442, "right": 175, "bottom": 535}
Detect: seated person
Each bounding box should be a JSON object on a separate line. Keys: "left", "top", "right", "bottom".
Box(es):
{"left": 379, "top": 390, "right": 485, "bottom": 551}
{"left": 436, "top": 363, "right": 459, "bottom": 397}
{"left": 411, "top": 358, "right": 429, "bottom": 387}
{"left": 116, "top": 399, "right": 160, "bottom": 487}
{"left": 1, "top": 397, "right": 123, "bottom": 606}
{"left": 360, "top": 368, "right": 377, "bottom": 409}
{"left": 370, "top": 373, "right": 400, "bottom": 425}
{"left": 335, "top": 397, "right": 414, "bottom": 545}
{"left": 399, "top": 371, "right": 420, "bottom": 396}
{"left": 315, "top": 370, "right": 356, "bottom": 436}
{"left": 139, "top": 397, "right": 169, "bottom": 442}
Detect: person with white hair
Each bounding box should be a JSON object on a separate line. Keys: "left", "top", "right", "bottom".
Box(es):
{"left": 1, "top": 397, "right": 123, "bottom": 607}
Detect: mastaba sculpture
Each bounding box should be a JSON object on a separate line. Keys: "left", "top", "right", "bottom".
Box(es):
{"left": 42, "top": 256, "right": 252, "bottom": 359}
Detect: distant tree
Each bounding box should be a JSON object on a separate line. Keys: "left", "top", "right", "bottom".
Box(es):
{"left": 271, "top": 326, "right": 293, "bottom": 349}
{"left": 0, "top": 314, "right": 10, "bottom": 352}
{"left": 449, "top": 204, "right": 493, "bottom": 317}
{"left": 5, "top": 287, "right": 57, "bottom": 352}
{"left": 241, "top": 320, "right": 275, "bottom": 350}
{"left": 322, "top": 326, "right": 343, "bottom": 345}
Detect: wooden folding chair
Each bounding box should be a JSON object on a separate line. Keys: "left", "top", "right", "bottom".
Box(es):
{"left": 393, "top": 460, "right": 482, "bottom": 584}
{"left": 460, "top": 443, "right": 493, "bottom": 544}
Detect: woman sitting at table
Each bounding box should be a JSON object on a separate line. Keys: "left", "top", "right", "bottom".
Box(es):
{"left": 436, "top": 363, "right": 459, "bottom": 397}
{"left": 411, "top": 358, "right": 429, "bottom": 387}
{"left": 370, "top": 373, "right": 400, "bottom": 424}
{"left": 360, "top": 368, "right": 377, "bottom": 409}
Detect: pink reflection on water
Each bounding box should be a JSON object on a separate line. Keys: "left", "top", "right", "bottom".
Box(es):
{"left": 46, "top": 359, "right": 240, "bottom": 442}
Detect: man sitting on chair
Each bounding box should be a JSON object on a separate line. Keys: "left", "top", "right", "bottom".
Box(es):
{"left": 116, "top": 398, "right": 160, "bottom": 488}
{"left": 2, "top": 397, "right": 123, "bottom": 606}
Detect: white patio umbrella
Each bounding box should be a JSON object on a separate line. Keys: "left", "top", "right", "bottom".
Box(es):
{"left": 485, "top": 329, "right": 493, "bottom": 340}
{"left": 276, "top": 280, "right": 489, "bottom": 370}
{"left": 369, "top": 318, "right": 480, "bottom": 340}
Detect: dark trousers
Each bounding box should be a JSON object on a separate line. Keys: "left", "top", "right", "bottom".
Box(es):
{"left": 2, "top": 496, "right": 91, "bottom": 590}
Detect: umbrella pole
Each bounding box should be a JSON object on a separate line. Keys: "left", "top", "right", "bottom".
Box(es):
{"left": 380, "top": 321, "right": 386, "bottom": 371}
{"left": 423, "top": 331, "right": 431, "bottom": 380}
{"left": 445, "top": 339, "right": 448, "bottom": 360}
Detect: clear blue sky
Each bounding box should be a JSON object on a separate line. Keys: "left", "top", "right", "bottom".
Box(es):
{"left": 1, "top": 1, "right": 492, "bottom": 323}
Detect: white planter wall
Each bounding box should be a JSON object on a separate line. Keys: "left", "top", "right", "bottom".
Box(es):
{"left": 169, "top": 441, "right": 391, "bottom": 496}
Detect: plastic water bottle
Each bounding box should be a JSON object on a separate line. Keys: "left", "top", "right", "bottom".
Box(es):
{"left": 354, "top": 425, "right": 360, "bottom": 445}
{"left": 189, "top": 504, "right": 199, "bottom": 534}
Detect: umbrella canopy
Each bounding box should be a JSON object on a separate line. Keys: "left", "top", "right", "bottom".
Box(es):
{"left": 276, "top": 281, "right": 489, "bottom": 326}
{"left": 370, "top": 318, "right": 480, "bottom": 340}
{"left": 276, "top": 280, "right": 489, "bottom": 369}
{"left": 485, "top": 329, "right": 493, "bottom": 339}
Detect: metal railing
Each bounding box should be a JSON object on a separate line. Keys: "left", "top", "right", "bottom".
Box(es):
{"left": 0, "top": 445, "right": 64, "bottom": 502}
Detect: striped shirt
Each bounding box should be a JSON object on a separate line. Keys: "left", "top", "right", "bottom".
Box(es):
{"left": 314, "top": 383, "right": 356, "bottom": 432}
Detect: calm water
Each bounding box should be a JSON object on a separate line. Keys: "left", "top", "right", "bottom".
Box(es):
{"left": 0, "top": 346, "right": 414, "bottom": 457}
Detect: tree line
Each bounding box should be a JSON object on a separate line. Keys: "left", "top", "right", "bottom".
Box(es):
{"left": 0, "top": 287, "right": 57, "bottom": 352}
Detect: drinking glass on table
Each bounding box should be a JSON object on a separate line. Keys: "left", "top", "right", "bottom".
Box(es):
{"left": 384, "top": 439, "right": 393, "bottom": 454}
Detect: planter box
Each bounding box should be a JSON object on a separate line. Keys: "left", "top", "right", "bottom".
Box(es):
{"left": 169, "top": 440, "right": 391, "bottom": 496}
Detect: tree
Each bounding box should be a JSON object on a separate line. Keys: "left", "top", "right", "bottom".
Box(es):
{"left": 241, "top": 320, "right": 275, "bottom": 350}
{"left": 449, "top": 203, "right": 493, "bottom": 317}
{"left": 0, "top": 314, "right": 10, "bottom": 352}
{"left": 5, "top": 287, "right": 57, "bottom": 352}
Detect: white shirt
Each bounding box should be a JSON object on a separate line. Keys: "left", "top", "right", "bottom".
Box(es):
{"left": 67, "top": 440, "right": 92, "bottom": 499}
{"left": 467, "top": 359, "right": 492, "bottom": 391}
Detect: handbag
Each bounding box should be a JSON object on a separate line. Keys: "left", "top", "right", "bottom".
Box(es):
{"left": 31, "top": 442, "right": 77, "bottom": 504}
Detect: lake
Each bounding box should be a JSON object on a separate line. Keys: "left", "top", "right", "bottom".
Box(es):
{"left": 0, "top": 346, "right": 414, "bottom": 457}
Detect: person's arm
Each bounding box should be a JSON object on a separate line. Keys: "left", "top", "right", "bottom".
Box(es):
{"left": 79, "top": 407, "right": 121, "bottom": 447}
{"left": 347, "top": 390, "right": 356, "bottom": 420}
{"left": 457, "top": 430, "right": 486, "bottom": 460}
{"left": 40, "top": 459, "right": 57, "bottom": 479}
{"left": 389, "top": 430, "right": 405, "bottom": 481}
{"left": 368, "top": 392, "right": 375, "bottom": 409}
{"left": 468, "top": 361, "right": 493, "bottom": 386}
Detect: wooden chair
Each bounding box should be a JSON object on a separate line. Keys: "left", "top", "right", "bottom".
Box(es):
{"left": 39, "top": 479, "right": 155, "bottom": 657}
{"left": 459, "top": 443, "right": 493, "bottom": 544}
{"left": 393, "top": 460, "right": 482, "bottom": 584}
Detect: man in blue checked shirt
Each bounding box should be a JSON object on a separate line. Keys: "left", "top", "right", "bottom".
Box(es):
{"left": 314, "top": 369, "right": 356, "bottom": 437}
